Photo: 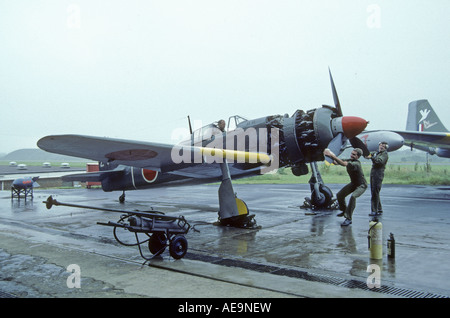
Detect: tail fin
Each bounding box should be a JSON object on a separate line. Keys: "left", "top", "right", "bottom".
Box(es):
{"left": 406, "top": 100, "right": 448, "bottom": 132}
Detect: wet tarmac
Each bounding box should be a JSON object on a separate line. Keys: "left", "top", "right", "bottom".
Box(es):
{"left": 1, "top": 183, "right": 449, "bottom": 298}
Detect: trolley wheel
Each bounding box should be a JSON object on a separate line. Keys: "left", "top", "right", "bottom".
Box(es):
{"left": 169, "top": 235, "right": 188, "bottom": 259}
{"left": 148, "top": 233, "right": 167, "bottom": 255}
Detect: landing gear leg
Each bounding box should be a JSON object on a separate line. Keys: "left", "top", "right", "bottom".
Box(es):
{"left": 303, "top": 162, "right": 336, "bottom": 210}
{"left": 119, "top": 191, "right": 125, "bottom": 203}
{"left": 216, "top": 160, "right": 257, "bottom": 228}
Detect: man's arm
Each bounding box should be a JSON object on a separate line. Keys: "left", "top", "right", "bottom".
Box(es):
{"left": 372, "top": 151, "right": 388, "bottom": 165}
{"left": 323, "top": 149, "right": 348, "bottom": 167}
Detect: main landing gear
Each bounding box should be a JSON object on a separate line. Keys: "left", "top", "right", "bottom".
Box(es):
{"left": 215, "top": 160, "right": 257, "bottom": 229}
{"left": 302, "top": 161, "right": 337, "bottom": 210}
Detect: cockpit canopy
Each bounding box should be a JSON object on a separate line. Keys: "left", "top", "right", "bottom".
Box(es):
{"left": 182, "top": 115, "right": 249, "bottom": 146}
{"left": 227, "top": 115, "right": 248, "bottom": 131}
{"left": 191, "top": 123, "right": 222, "bottom": 146}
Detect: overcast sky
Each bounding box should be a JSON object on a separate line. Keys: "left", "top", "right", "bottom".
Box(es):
{"left": 1, "top": 0, "right": 449, "bottom": 154}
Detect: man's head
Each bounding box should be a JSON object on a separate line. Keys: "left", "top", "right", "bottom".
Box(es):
{"left": 217, "top": 119, "right": 226, "bottom": 131}
{"left": 350, "top": 148, "right": 363, "bottom": 160}
{"left": 379, "top": 141, "right": 389, "bottom": 151}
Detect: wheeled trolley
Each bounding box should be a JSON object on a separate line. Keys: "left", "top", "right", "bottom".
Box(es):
{"left": 43, "top": 196, "right": 192, "bottom": 260}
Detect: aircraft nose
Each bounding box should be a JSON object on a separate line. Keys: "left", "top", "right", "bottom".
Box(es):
{"left": 389, "top": 132, "right": 405, "bottom": 151}
{"left": 341, "top": 116, "right": 368, "bottom": 139}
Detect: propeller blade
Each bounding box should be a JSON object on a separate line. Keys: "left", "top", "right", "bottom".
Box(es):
{"left": 328, "top": 68, "right": 343, "bottom": 117}
{"left": 325, "top": 133, "right": 344, "bottom": 163}
{"left": 349, "top": 137, "right": 370, "bottom": 157}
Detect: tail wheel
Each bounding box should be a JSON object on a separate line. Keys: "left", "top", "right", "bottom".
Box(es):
{"left": 169, "top": 235, "right": 188, "bottom": 259}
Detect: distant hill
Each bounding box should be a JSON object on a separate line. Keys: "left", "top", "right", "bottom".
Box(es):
{"left": 1, "top": 148, "right": 88, "bottom": 162}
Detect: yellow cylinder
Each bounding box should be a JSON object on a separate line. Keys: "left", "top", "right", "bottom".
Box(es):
{"left": 369, "top": 221, "right": 383, "bottom": 259}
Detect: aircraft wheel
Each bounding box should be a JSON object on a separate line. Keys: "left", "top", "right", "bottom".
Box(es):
{"left": 311, "top": 185, "right": 332, "bottom": 208}
{"left": 169, "top": 235, "right": 188, "bottom": 259}
{"left": 148, "top": 233, "right": 167, "bottom": 255}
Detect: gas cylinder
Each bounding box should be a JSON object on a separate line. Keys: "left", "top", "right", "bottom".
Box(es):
{"left": 368, "top": 220, "right": 383, "bottom": 259}
{"left": 387, "top": 233, "right": 395, "bottom": 259}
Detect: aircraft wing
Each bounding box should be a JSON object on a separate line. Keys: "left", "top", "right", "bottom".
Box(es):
{"left": 392, "top": 131, "right": 450, "bottom": 148}
{"left": 38, "top": 135, "right": 184, "bottom": 172}
{"left": 37, "top": 134, "right": 271, "bottom": 174}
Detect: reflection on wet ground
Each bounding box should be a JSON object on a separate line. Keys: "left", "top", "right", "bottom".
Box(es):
{"left": 1, "top": 184, "right": 449, "bottom": 298}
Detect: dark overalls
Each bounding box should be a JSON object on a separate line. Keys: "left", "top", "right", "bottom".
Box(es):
{"left": 337, "top": 159, "right": 367, "bottom": 220}
{"left": 370, "top": 150, "right": 389, "bottom": 213}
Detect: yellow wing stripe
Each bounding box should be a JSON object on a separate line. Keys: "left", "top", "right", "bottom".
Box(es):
{"left": 198, "top": 147, "right": 271, "bottom": 164}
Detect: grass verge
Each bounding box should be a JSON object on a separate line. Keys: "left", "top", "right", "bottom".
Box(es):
{"left": 234, "top": 163, "right": 450, "bottom": 185}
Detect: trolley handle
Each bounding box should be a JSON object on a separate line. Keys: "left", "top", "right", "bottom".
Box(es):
{"left": 177, "top": 216, "right": 191, "bottom": 233}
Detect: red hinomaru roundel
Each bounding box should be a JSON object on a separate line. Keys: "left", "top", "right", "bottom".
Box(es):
{"left": 142, "top": 169, "right": 158, "bottom": 183}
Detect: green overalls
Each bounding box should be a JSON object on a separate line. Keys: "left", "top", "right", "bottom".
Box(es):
{"left": 337, "top": 159, "right": 367, "bottom": 220}
{"left": 370, "top": 150, "right": 389, "bottom": 213}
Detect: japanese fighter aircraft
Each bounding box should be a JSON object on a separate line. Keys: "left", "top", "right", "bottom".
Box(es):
{"left": 37, "top": 70, "right": 369, "bottom": 228}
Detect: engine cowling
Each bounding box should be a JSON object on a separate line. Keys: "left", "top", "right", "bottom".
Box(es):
{"left": 281, "top": 108, "right": 328, "bottom": 164}
{"left": 267, "top": 106, "right": 367, "bottom": 176}
{"left": 269, "top": 107, "right": 336, "bottom": 175}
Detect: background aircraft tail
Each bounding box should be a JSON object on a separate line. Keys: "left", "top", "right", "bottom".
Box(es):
{"left": 406, "top": 100, "right": 447, "bottom": 132}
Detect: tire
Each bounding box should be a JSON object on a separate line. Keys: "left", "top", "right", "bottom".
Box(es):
{"left": 169, "top": 235, "right": 188, "bottom": 259}
{"left": 311, "top": 185, "right": 333, "bottom": 208}
{"left": 148, "top": 233, "right": 167, "bottom": 255}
